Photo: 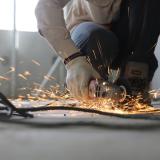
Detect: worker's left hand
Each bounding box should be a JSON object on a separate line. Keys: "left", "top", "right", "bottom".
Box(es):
{"left": 65, "top": 56, "right": 100, "bottom": 99}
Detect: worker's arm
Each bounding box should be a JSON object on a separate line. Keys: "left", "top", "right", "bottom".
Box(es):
{"left": 35, "top": 0, "right": 100, "bottom": 99}
{"left": 35, "top": 0, "right": 79, "bottom": 59}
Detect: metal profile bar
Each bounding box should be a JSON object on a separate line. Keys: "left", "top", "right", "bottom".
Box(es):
{"left": 39, "top": 57, "right": 61, "bottom": 90}
{"left": 11, "top": 0, "right": 17, "bottom": 98}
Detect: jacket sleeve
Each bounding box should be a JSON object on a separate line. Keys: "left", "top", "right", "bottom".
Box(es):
{"left": 35, "top": 0, "right": 79, "bottom": 59}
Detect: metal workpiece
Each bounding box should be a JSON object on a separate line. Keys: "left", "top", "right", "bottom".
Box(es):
{"left": 89, "top": 80, "right": 127, "bottom": 102}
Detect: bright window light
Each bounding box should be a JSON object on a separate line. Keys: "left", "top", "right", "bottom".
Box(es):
{"left": 0, "top": 0, "right": 14, "bottom": 30}
{"left": 16, "top": 0, "right": 38, "bottom": 32}
{"left": 0, "top": 0, "right": 38, "bottom": 32}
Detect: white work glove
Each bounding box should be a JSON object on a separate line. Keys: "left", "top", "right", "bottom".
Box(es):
{"left": 65, "top": 56, "right": 101, "bottom": 99}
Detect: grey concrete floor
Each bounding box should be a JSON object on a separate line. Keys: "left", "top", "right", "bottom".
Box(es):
{"left": 1, "top": 114, "right": 160, "bottom": 160}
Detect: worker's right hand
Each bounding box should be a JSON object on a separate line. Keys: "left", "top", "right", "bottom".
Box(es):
{"left": 65, "top": 56, "right": 100, "bottom": 99}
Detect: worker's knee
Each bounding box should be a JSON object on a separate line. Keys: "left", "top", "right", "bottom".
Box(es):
{"left": 87, "top": 26, "right": 119, "bottom": 59}
{"left": 71, "top": 22, "right": 102, "bottom": 48}
{"left": 71, "top": 22, "right": 119, "bottom": 61}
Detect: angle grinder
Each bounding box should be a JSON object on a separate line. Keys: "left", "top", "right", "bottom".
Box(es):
{"left": 89, "top": 79, "right": 127, "bottom": 102}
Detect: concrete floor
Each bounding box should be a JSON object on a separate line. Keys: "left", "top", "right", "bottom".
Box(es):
{"left": 1, "top": 114, "right": 160, "bottom": 160}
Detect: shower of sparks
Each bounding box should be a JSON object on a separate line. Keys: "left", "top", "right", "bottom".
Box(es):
{"left": 5, "top": 67, "right": 15, "bottom": 75}
{"left": 0, "top": 57, "right": 5, "bottom": 62}
{"left": 12, "top": 82, "right": 160, "bottom": 116}
{"left": 81, "top": 94, "right": 159, "bottom": 114}
{"left": 9, "top": 41, "right": 160, "bottom": 116}
{"left": 97, "top": 40, "right": 109, "bottom": 69}
{"left": 149, "top": 89, "right": 160, "bottom": 100}
{"left": 108, "top": 67, "right": 120, "bottom": 83}
{"left": 18, "top": 74, "right": 27, "bottom": 80}
{"left": 10, "top": 61, "right": 160, "bottom": 113}
{"left": 92, "top": 49, "right": 97, "bottom": 60}
{"left": 0, "top": 76, "right": 9, "bottom": 81}
{"left": 23, "top": 71, "right": 31, "bottom": 76}
{"left": 18, "top": 70, "right": 32, "bottom": 80}
{"left": 44, "top": 75, "right": 55, "bottom": 81}
{"left": 97, "top": 40, "right": 103, "bottom": 57}
{"left": 32, "top": 59, "right": 41, "bottom": 66}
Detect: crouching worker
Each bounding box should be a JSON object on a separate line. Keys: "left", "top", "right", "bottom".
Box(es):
{"left": 35, "top": 0, "right": 160, "bottom": 102}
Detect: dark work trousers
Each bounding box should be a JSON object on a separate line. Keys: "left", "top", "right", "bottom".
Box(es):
{"left": 71, "top": 0, "right": 160, "bottom": 82}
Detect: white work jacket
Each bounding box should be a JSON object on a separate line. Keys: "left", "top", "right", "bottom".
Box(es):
{"left": 35, "top": 0, "right": 122, "bottom": 59}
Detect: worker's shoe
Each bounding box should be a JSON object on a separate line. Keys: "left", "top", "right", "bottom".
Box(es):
{"left": 121, "top": 61, "right": 151, "bottom": 105}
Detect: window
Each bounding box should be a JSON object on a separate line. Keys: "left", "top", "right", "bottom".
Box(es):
{"left": 0, "top": 0, "right": 14, "bottom": 30}
{"left": 0, "top": 0, "right": 38, "bottom": 32}
{"left": 16, "top": 0, "right": 38, "bottom": 32}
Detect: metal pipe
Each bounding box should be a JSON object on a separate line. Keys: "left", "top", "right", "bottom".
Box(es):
{"left": 10, "top": 0, "right": 17, "bottom": 98}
